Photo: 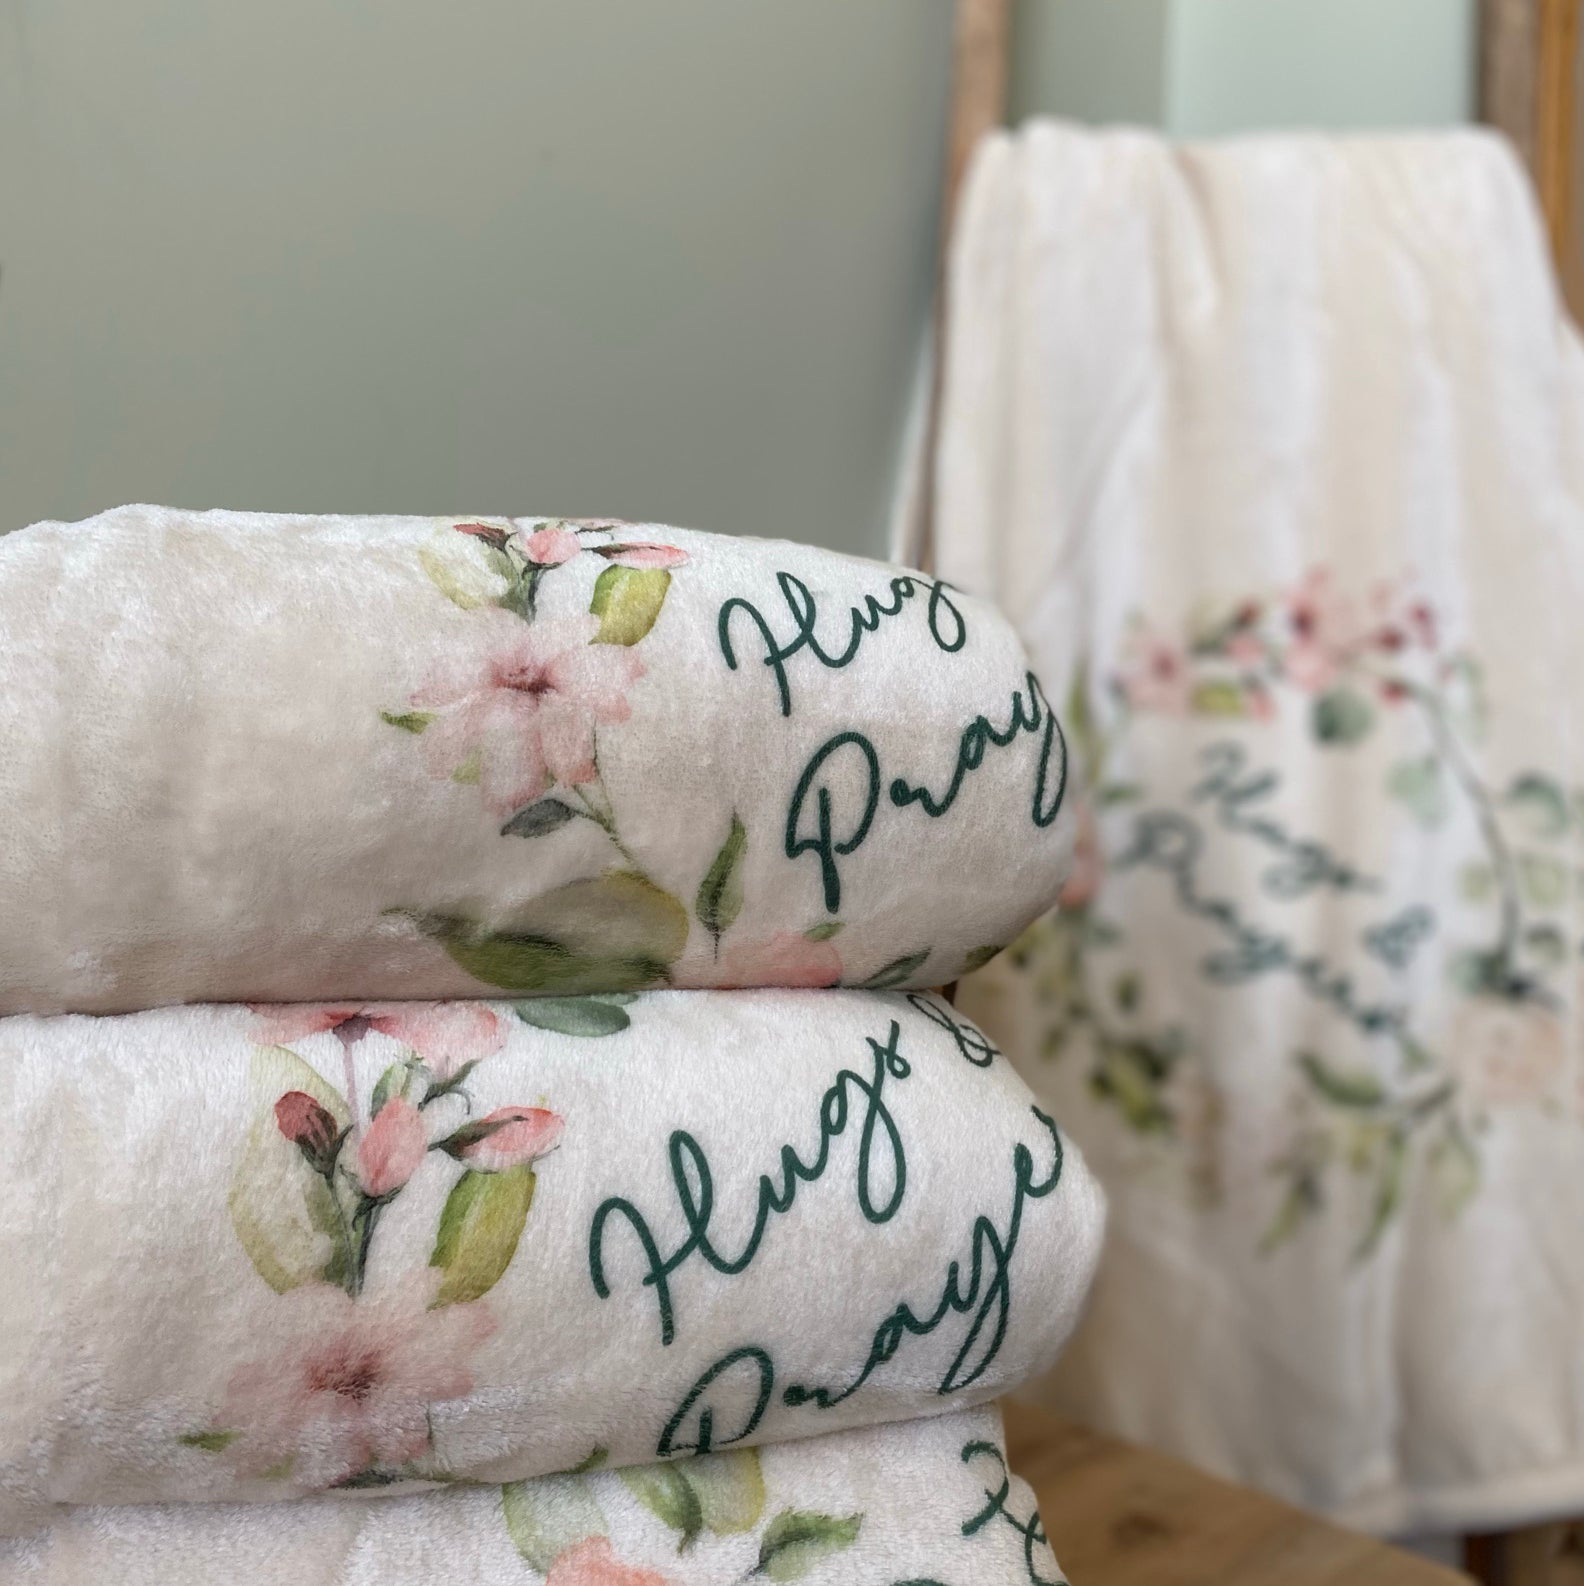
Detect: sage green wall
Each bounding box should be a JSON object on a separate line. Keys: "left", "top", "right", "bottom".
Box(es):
{"left": 1166, "top": 0, "right": 1477, "bottom": 136}
{"left": 1011, "top": 0, "right": 1476, "bottom": 133}
{"left": 0, "top": 1, "right": 953, "bottom": 554}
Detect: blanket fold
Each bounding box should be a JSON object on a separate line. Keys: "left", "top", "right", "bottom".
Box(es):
{"left": 0, "top": 988, "right": 1103, "bottom": 1535}
{"left": 0, "top": 1406, "right": 1065, "bottom": 1586}
{"left": 0, "top": 507, "right": 1072, "bottom": 1014}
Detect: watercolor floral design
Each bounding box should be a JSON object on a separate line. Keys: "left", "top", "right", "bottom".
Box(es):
{"left": 502, "top": 1443, "right": 862, "bottom": 1584}
{"left": 383, "top": 521, "right": 946, "bottom": 996}
{"left": 183, "top": 1001, "right": 575, "bottom": 1489}
{"left": 1006, "top": 568, "right": 1584, "bottom": 1259}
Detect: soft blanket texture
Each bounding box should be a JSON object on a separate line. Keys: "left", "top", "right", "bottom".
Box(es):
{"left": 921, "top": 122, "right": 1584, "bottom": 1533}
{"left": 0, "top": 988, "right": 1103, "bottom": 1534}
{"left": 0, "top": 1406, "right": 1067, "bottom": 1586}
{"left": 0, "top": 506, "right": 1071, "bottom": 1014}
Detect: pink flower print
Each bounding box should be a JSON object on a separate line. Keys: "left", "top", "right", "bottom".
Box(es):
{"left": 1117, "top": 621, "right": 1191, "bottom": 714}
{"left": 1454, "top": 998, "right": 1566, "bottom": 1111}
{"left": 411, "top": 609, "right": 644, "bottom": 816}
{"left": 717, "top": 930, "right": 843, "bottom": 989}
{"left": 1224, "top": 631, "right": 1266, "bottom": 669}
{"left": 1057, "top": 803, "right": 1102, "bottom": 911}
{"left": 592, "top": 542, "right": 689, "bottom": 570}
{"left": 514, "top": 524, "right": 583, "bottom": 566}
{"left": 219, "top": 1280, "right": 494, "bottom": 1490}
{"left": 1282, "top": 569, "right": 1369, "bottom": 693}
{"left": 546, "top": 1538, "right": 674, "bottom": 1586}
{"left": 250, "top": 1003, "right": 505, "bottom": 1081}
{"left": 358, "top": 1097, "right": 429, "bottom": 1197}
{"left": 441, "top": 1105, "right": 565, "bottom": 1172}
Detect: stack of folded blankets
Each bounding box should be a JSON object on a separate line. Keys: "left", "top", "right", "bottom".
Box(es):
{"left": 0, "top": 506, "right": 1104, "bottom": 1585}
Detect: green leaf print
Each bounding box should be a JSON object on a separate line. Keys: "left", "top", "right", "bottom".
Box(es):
{"left": 590, "top": 565, "right": 672, "bottom": 645}
{"left": 379, "top": 709, "right": 435, "bottom": 734}
{"left": 1505, "top": 772, "right": 1570, "bottom": 839}
{"left": 754, "top": 1510, "right": 862, "bottom": 1581}
{"left": 1311, "top": 686, "right": 1375, "bottom": 746}
{"left": 696, "top": 814, "right": 747, "bottom": 949}
{"left": 1189, "top": 680, "right": 1247, "bottom": 718}
{"left": 1387, "top": 756, "right": 1448, "bottom": 829}
{"left": 689, "top": 1447, "right": 767, "bottom": 1535}
{"left": 416, "top": 872, "right": 689, "bottom": 996}
{"left": 856, "top": 950, "right": 929, "bottom": 990}
{"left": 228, "top": 1046, "right": 354, "bottom": 1294}
{"left": 429, "top": 1165, "right": 536, "bottom": 1306}
{"left": 803, "top": 921, "right": 844, "bottom": 942}
{"left": 501, "top": 800, "right": 580, "bottom": 839}
{"left": 961, "top": 944, "right": 1006, "bottom": 974}
{"left": 620, "top": 1462, "right": 706, "bottom": 1551}
{"left": 1297, "top": 1052, "right": 1386, "bottom": 1110}
{"left": 514, "top": 996, "right": 633, "bottom": 1037}
{"left": 502, "top": 1472, "right": 608, "bottom": 1572}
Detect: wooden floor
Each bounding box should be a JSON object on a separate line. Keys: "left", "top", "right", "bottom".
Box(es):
{"left": 1005, "top": 1402, "right": 1471, "bottom": 1585}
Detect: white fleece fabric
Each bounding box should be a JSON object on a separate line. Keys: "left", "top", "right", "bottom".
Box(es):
{"left": 927, "top": 121, "right": 1584, "bottom": 1533}
{"left": 0, "top": 988, "right": 1103, "bottom": 1535}
{"left": 0, "top": 507, "right": 1071, "bottom": 1014}
{"left": 0, "top": 1406, "right": 1066, "bottom": 1586}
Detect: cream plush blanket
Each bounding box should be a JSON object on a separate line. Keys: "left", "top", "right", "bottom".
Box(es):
{"left": 0, "top": 1406, "right": 1067, "bottom": 1586}
{"left": 0, "top": 988, "right": 1103, "bottom": 1534}
{"left": 0, "top": 507, "right": 1070, "bottom": 1014}
{"left": 922, "top": 121, "right": 1584, "bottom": 1533}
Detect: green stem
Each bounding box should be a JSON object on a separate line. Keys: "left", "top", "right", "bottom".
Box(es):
{"left": 1408, "top": 681, "right": 1521, "bottom": 971}
{"left": 571, "top": 782, "right": 650, "bottom": 878}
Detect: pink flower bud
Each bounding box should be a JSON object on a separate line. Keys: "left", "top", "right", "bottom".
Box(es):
{"left": 452, "top": 521, "right": 512, "bottom": 550}
{"left": 594, "top": 542, "right": 689, "bottom": 570}
{"left": 274, "top": 1091, "right": 340, "bottom": 1166}
{"left": 358, "top": 1097, "right": 429, "bottom": 1198}
{"left": 443, "top": 1106, "right": 564, "bottom": 1173}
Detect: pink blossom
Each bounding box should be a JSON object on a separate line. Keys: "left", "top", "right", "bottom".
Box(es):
{"left": 593, "top": 542, "right": 689, "bottom": 570}
{"left": 1281, "top": 569, "right": 1368, "bottom": 693}
{"left": 218, "top": 1280, "right": 494, "bottom": 1490}
{"left": 1057, "top": 804, "right": 1102, "bottom": 911}
{"left": 1224, "top": 632, "right": 1266, "bottom": 668}
{"left": 411, "top": 609, "right": 644, "bottom": 816}
{"left": 358, "top": 1097, "right": 429, "bottom": 1197}
{"left": 514, "top": 525, "right": 582, "bottom": 566}
{"left": 250, "top": 1003, "right": 505, "bottom": 1080}
{"left": 717, "top": 931, "right": 843, "bottom": 989}
{"left": 443, "top": 1106, "right": 565, "bottom": 1172}
{"left": 1117, "top": 621, "right": 1191, "bottom": 714}
{"left": 546, "top": 1538, "right": 674, "bottom": 1586}
{"left": 1454, "top": 998, "right": 1565, "bottom": 1111}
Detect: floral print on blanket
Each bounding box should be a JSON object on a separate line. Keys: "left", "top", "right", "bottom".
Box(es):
{"left": 1010, "top": 569, "right": 1583, "bottom": 1259}
{"left": 382, "top": 521, "right": 938, "bottom": 996}
{"left": 183, "top": 1000, "right": 574, "bottom": 1489}
{"left": 502, "top": 1430, "right": 1064, "bottom": 1585}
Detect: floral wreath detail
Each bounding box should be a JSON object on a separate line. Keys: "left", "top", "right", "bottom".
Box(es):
{"left": 182, "top": 1001, "right": 566, "bottom": 1490}
{"left": 502, "top": 1442, "right": 862, "bottom": 1585}
{"left": 381, "top": 520, "right": 940, "bottom": 1002}
{"left": 1012, "top": 568, "right": 1584, "bottom": 1260}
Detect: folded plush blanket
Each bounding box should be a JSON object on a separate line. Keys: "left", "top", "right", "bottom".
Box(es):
{"left": 0, "top": 988, "right": 1103, "bottom": 1533}
{"left": 0, "top": 1406, "right": 1066, "bottom": 1586}
{"left": 0, "top": 506, "right": 1071, "bottom": 1014}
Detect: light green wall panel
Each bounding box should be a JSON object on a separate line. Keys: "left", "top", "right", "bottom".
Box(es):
{"left": 1166, "top": 0, "right": 1477, "bottom": 136}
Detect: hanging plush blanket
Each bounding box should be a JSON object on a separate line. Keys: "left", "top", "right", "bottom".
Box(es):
{"left": 0, "top": 506, "right": 1069, "bottom": 1015}
{"left": 924, "top": 121, "right": 1584, "bottom": 1533}
{"left": 0, "top": 988, "right": 1103, "bottom": 1535}
{"left": 0, "top": 1405, "right": 1067, "bottom": 1586}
